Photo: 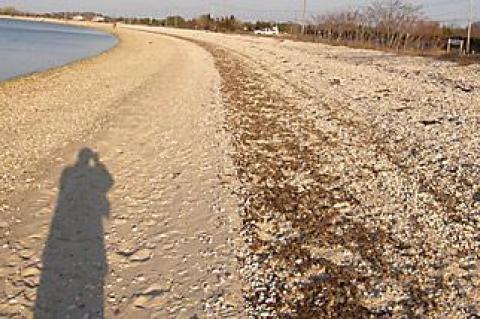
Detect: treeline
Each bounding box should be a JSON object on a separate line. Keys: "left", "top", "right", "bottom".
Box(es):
{"left": 0, "top": 7, "right": 111, "bottom": 21}
{"left": 0, "top": 6, "right": 25, "bottom": 16}
{"left": 118, "top": 14, "right": 294, "bottom": 34}
{"left": 309, "top": 0, "right": 480, "bottom": 53}
{"left": 117, "top": 0, "right": 480, "bottom": 53}
{"left": 3, "top": 2, "right": 480, "bottom": 54}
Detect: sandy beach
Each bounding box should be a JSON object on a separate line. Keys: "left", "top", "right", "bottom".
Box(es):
{"left": 0, "top": 21, "right": 479, "bottom": 318}
{"left": 0, "top": 24, "right": 242, "bottom": 318}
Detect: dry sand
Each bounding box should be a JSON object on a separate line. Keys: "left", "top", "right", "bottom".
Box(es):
{"left": 0, "top": 25, "right": 242, "bottom": 318}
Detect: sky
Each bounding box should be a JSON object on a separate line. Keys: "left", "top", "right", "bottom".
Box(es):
{"left": 0, "top": 0, "right": 476, "bottom": 25}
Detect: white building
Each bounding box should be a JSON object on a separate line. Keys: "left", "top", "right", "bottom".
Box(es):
{"left": 92, "top": 16, "right": 106, "bottom": 22}
{"left": 72, "top": 15, "right": 84, "bottom": 21}
{"left": 254, "top": 26, "right": 279, "bottom": 36}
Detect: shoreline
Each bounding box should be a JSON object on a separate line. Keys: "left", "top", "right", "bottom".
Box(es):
{"left": 0, "top": 15, "right": 120, "bottom": 85}
{"left": 0, "top": 14, "right": 114, "bottom": 29}
{"left": 0, "top": 26, "right": 160, "bottom": 206}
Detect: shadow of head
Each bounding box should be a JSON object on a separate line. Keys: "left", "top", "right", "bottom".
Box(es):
{"left": 65, "top": 148, "right": 114, "bottom": 206}
{"left": 77, "top": 147, "right": 98, "bottom": 166}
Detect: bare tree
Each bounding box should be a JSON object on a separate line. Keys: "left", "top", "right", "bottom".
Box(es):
{"left": 365, "top": 0, "right": 422, "bottom": 46}
{"left": 0, "top": 6, "right": 21, "bottom": 16}
{"left": 312, "top": 0, "right": 441, "bottom": 51}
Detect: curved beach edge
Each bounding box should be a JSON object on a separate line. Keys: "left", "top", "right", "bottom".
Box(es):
{"left": 0, "top": 16, "right": 121, "bottom": 86}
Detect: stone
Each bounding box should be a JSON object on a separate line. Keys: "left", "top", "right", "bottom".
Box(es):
{"left": 473, "top": 191, "right": 480, "bottom": 203}
{"left": 21, "top": 267, "right": 40, "bottom": 278}
{"left": 455, "top": 81, "right": 474, "bottom": 92}
{"left": 133, "top": 296, "right": 150, "bottom": 308}
{"left": 24, "top": 288, "right": 37, "bottom": 301}
{"left": 162, "top": 243, "right": 175, "bottom": 250}
{"left": 141, "top": 283, "right": 171, "bottom": 296}
{"left": 23, "top": 277, "right": 40, "bottom": 288}
{"left": 129, "top": 249, "right": 152, "bottom": 262}
{"left": 330, "top": 78, "right": 341, "bottom": 86}
{"left": 116, "top": 244, "right": 139, "bottom": 257}
{"left": 19, "top": 250, "right": 35, "bottom": 260}
{"left": 419, "top": 119, "right": 441, "bottom": 126}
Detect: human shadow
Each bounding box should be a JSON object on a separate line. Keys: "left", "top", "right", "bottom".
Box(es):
{"left": 34, "top": 148, "right": 113, "bottom": 319}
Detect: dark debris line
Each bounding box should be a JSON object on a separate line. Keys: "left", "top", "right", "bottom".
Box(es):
{"left": 189, "top": 40, "right": 479, "bottom": 318}
{"left": 203, "top": 44, "right": 383, "bottom": 318}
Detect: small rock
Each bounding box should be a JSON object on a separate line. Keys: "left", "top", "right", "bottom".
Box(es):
{"left": 473, "top": 191, "right": 480, "bottom": 203}
{"left": 116, "top": 244, "right": 139, "bottom": 257}
{"left": 24, "top": 286, "right": 38, "bottom": 299}
{"left": 23, "top": 277, "right": 40, "bottom": 288}
{"left": 455, "top": 81, "right": 474, "bottom": 92}
{"left": 21, "top": 267, "right": 40, "bottom": 278}
{"left": 162, "top": 243, "right": 175, "bottom": 250}
{"left": 129, "top": 249, "right": 152, "bottom": 262}
{"left": 141, "top": 283, "right": 171, "bottom": 296}
{"left": 330, "top": 78, "right": 341, "bottom": 86}
{"left": 419, "top": 119, "right": 442, "bottom": 126}
{"left": 133, "top": 295, "right": 150, "bottom": 308}
{"left": 19, "top": 250, "right": 35, "bottom": 260}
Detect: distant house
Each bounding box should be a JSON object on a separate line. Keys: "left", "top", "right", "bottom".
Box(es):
{"left": 92, "top": 16, "right": 105, "bottom": 22}
{"left": 254, "top": 26, "right": 279, "bottom": 36}
{"left": 72, "top": 15, "right": 84, "bottom": 21}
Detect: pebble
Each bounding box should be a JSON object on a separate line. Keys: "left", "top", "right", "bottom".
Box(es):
{"left": 21, "top": 267, "right": 40, "bottom": 278}
{"left": 473, "top": 191, "right": 480, "bottom": 203}
{"left": 133, "top": 295, "right": 150, "bottom": 308}
{"left": 116, "top": 244, "right": 139, "bottom": 257}
{"left": 129, "top": 249, "right": 152, "bottom": 262}
{"left": 141, "top": 283, "right": 171, "bottom": 296}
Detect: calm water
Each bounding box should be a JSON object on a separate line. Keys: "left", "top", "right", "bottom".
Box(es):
{"left": 0, "top": 19, "right": 117, "bottom": 82}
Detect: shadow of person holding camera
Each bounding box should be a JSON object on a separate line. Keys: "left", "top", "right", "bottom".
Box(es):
{"left": 35, "top": 148, "right": 113, "bottom": 319}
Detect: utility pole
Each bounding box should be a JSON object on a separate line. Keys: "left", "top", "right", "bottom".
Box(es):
{"left": 301, "top": 0, "right": 307, "bottom": 35}
{"left": 174, "top": 7, "right": 178, "bottom": 28}
{"left": 209, "top": 1, "right": 215, "bottom": 19}
{"left": 467, "top": 0, "right": 473, "bottom": 53}
{"left": 387, "top": 0, "right": 393, "bottom": 45}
